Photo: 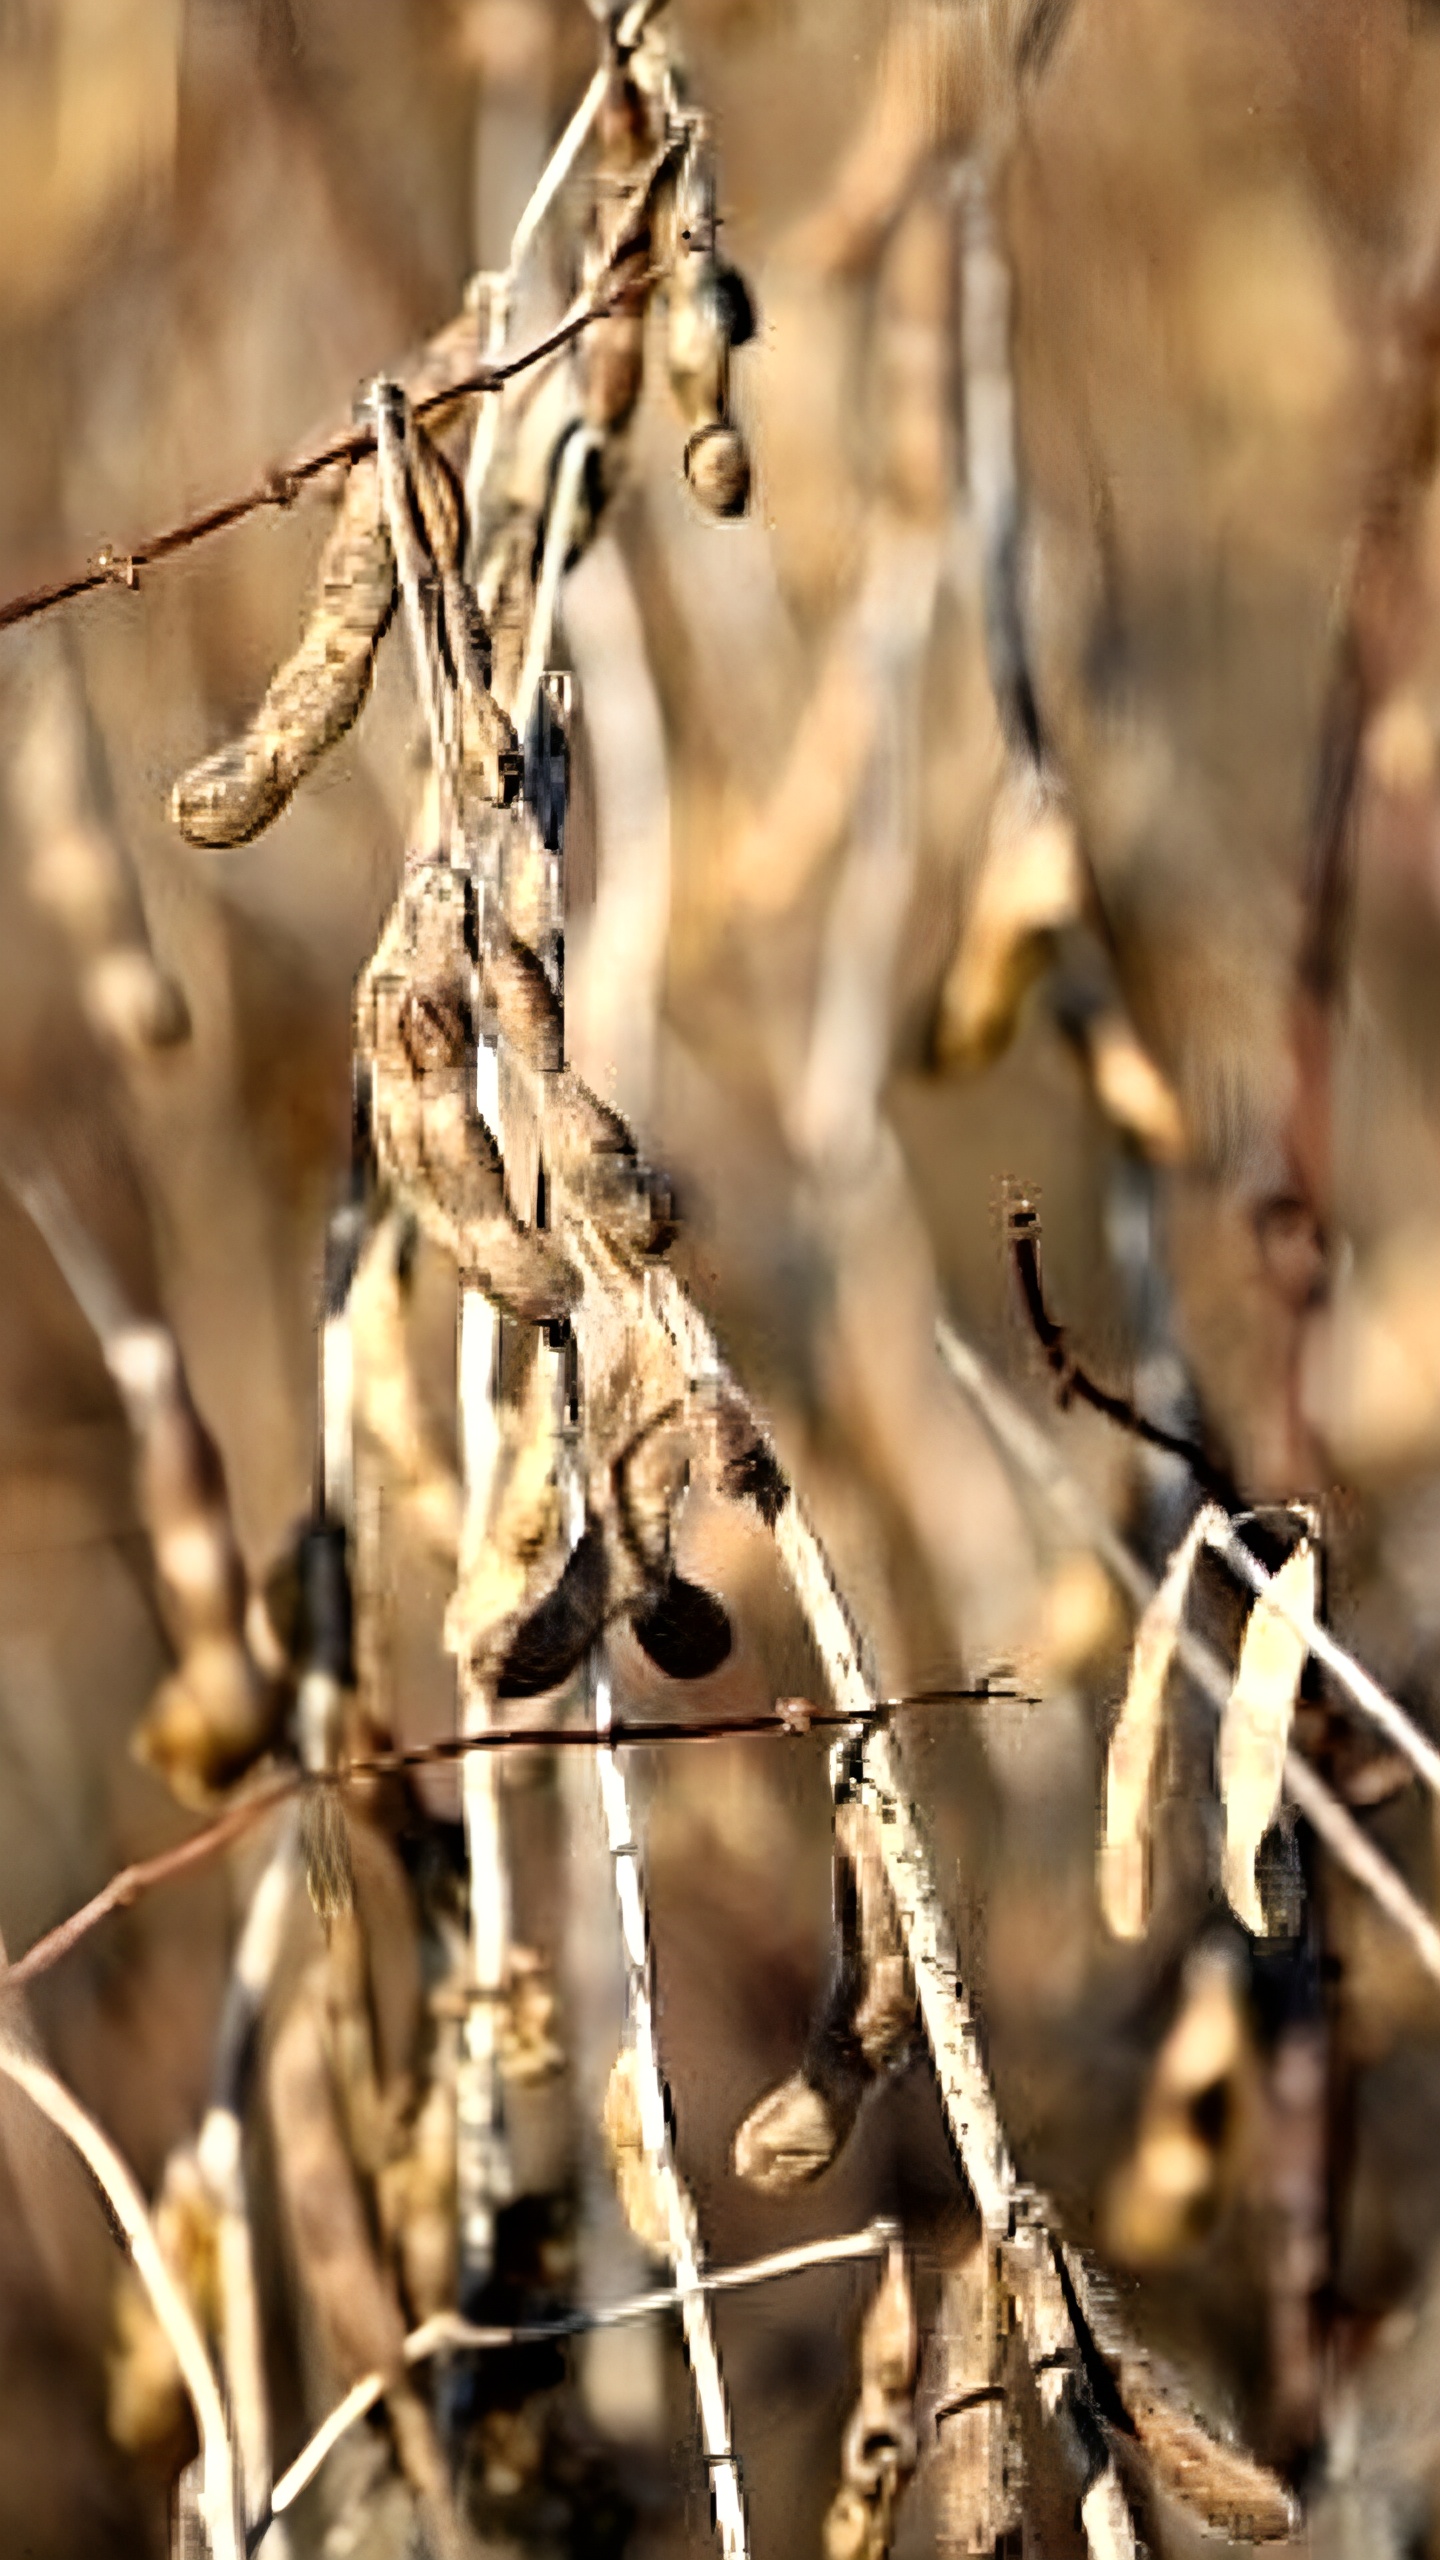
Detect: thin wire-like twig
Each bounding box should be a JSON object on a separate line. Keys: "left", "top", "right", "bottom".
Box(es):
{"left": 0, "top": 172, "right": 677, "bottom": 640}
{"left": 593, "top": 1661, "right": 749, "bottom": 2560}
{"left": 0, "top": 2038, "right": 240, "bottom": 2560}
{"left": 1, "top": 1693, "right": 1012, "bottom": 1992}
{"left": 258, "top": 2216, "right": 891, "bottom": 2538}
{"left": 936, "top": 1312, "right": 1440, "bottom": 1984}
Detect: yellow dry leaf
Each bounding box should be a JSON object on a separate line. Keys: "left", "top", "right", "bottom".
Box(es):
{"left": 1219, "top": 1534, "right": 1317, "bottom": 1934}
{"left": 1100, "top": 1506, "right": 1224, "bottom": 1940}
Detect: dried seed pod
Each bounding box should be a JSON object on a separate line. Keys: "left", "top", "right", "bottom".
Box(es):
{"left": 358, "top": 864, "right": 578, "bottom": 1323}
{"left": 734, "top": 1795, "right": 914, "bottom": 2193}
{"left": 269, "top": 1971, "right": 467, "bottom": 2558}
{"left": 602, "top": 2045, "right": 671, "bottom": 2258}
{"left": 825, "top": 2244, "right": 918, "bottom": 2560}
{"left": 447, "top": 1323, "right": 568, "bottom": 1686}
{"left": 1100, "top": 1505, "right": 1225, "bottom": 1941}
{"left": 1104, "top": 1939, "right": 1252, "bottom": 2266}
{"left": 171, "top": 458, "right": 397, "bottom": 848}
{"left": 499, "top": 1949, "right": 565, "bottom": 2087}
{"left": 407, "top": 422, "right": 522, "bottom": 808}
{"left": 479, "top": 911, "right": 677, "bottom": 1258}
{"left": 12, "top": 630, "right": 189, "bottom": 1055}
{"left": 349, "top": 1213, "right": 464, "bottom": 1563}
{"left": 106, "top": 1321, "right": 280, "bottom": 1804}
{"left": 666, "top": 131, "right": 754, "bottom": 517}
{"left": 732, "top": 2069, "right": 841, "bottom": 2193}
{"left": 581, "top": 67, "right": 657, "bottom": 435}
{"left": 107, "top": 2146, "right": 218, "bottom": 2475}
{"left": 934, "top": 770, "right": 1084, "bottom": 1071}
{"left": 1219, "top": 1530, "right": 1317, "bottom": 1934}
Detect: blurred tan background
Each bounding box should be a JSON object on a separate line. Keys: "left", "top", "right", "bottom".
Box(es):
{"left": 7, "top": 2, "right": 1440, "bottom": 2553}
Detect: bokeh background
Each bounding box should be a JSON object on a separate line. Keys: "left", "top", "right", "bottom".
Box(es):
{"left": 6, "top": 1, "right": 1440, "bottom": 2552}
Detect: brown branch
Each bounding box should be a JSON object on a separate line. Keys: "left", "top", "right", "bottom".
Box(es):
{"left": 0, "top": 154, "right": 682, "bottom": 639}
{"left": 3, "top": 1687, "right": 1015, "bottom": 1991}
{"left": 1007, "top": 1196, "right": 1238, "bottom": 1510}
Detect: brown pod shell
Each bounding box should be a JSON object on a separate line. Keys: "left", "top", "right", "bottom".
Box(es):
{"left": 684, "top": 422, "right": 751, "bottom": 518}
{"left": 171, "top": 458, "right": 396, "bottom": 848}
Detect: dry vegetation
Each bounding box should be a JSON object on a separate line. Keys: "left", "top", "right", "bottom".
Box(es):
{"left": 8, "top": 3, "right": 1440, "bottom": 2557}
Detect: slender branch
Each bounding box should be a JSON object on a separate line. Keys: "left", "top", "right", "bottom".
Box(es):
{"left": 0, "top": 169, "right": 680, "bottom": 640}
{"left": 593, "top": 1660, "right": 748, "bottom": 2560}
{"left": 936, "top": 1312, "right": 1440, "bottom": 1984}
{"left": 0, "top": 2039, "right": 240, "bottom": 2560}
{"left": 1, "top": 1695, "right": 1008, "bottom": 1994}
{"left": 258, "top": 2217, "right": 892, "bottom": 2536}
{"left": 1008, "top": 1199, "right": 1440, "bottom": 1815}
{"left": 1008, "top": 1197, "right": 1237, "bottom": 1508}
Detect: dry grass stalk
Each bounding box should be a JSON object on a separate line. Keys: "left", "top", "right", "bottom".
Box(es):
{"left": 0, "top": 2034, "right": 240, "bottom": 2560}
{"left": 593, "top": 1665, "right": 748, "bottom": 2560}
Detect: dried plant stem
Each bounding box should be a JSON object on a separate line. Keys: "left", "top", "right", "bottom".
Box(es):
{"left": 935, "top": 1314, "right": 1440, "bottom": 1984}
{"left": 593, "top": 1666, "right": 748, "bottom": 2560}
{"left": 266, "top": 2216, "right": 889, "bottom": 2524}
{"left": 0, "top": 2039, "right": 239, "bottom": 2560}
{"left": 199, "top": 1814, "right": 300, "bottom": 2534}
{"left": 642, "top": 1266, "right": 1135, "bottom": 2558}
{"left": 512, "top": 423, "right": 602, "bottom": 735}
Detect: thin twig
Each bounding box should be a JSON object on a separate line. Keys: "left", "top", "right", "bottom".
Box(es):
{"left": 1005, "top": 1212, "right": 1440, "bottom": 1839}
{"left": 1008, "top": 1198, "right": 1236, "bottom": 1508}
{"left": 0, "top": 2039, "right": 240, "bottom": 2560}
{"left": 935, "top": 1313, "right": 1440, "bottom": 1985}
{"left": 2, "top": 1694, "right": 1012, "bottom": 1993}
{"left": 0, "top": 167, "right": 680, "bottom": 640}
{"left": 259, "top": 2216, "right": 890, "bottom": 2535}
{"left": 593, "top": 1664, "right": 748, "bottom": 2560}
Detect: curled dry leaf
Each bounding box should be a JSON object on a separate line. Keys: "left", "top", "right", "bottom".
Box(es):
{"left": 1101, "top": 1505, "right": 1225, "bottom": 1941}
{"left": 171, "top": 457, "right": 397, "bottom": 848}
{"left": 1219, "top": 1530, "right": 1317, "bottom": 1935}
{"left": 602, "top": 2044, "right": 671, "bottom": 2258}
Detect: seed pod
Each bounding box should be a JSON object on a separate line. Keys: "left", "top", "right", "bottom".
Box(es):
{"left": 107, "top": 2146, "right": 218, "bottom": 2476}
{"left": 349, "top": 1213, "right": 464, "bottom": 1563}
{"left": 666, "top": 130, "right": 754, "bottom": 516}
{"left": 1104, "top": 1939, "right": 1252, "bottom": 2266}
{"left": 358, "top": 865, "right": 578, "bottom": 1324}
{"left": 1219, "top": 1531, "right": 1317, "bottom": 1934}
{"left": 825, "top": 2244, "right": 918, "bottom": 2560}
{"left": 602, "top": 2045, "right": 671, "bottom": 2258}
{"left": 581, "top": 67, "right": 656, "bottom": 435}
{"left": 734, "top": 1796, "right": 914, "bottom": 2192}
{"left": 107, "top": 1321, "right": 280, "bottom": 1804}
{"left": 1100, "top": 1505, "right": 1225, "bottom": 1941}
{"left": 171, "top": 457, "right": 396, "bottom": 848}
{"left": 478, "top": 910, "right": 677, "bottom": 1258}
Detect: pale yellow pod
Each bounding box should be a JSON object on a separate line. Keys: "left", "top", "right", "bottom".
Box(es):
{"left": 1100, "top": 1505, "right": 1225, "bottom": 1940}
{"left": 1219, "top": 1534, "right": 1317, "bottom": 1933}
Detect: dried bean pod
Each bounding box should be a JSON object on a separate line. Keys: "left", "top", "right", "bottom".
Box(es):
{"left": 667, "top": 129, "right": 753, "bottom": 517}
{"left": 171, "top": 459, "right": 396, "bottom": 848}
{"left": 581, "top": 67, "right": 657, "bottom": 436}
{"left": 358, "top": 866, "right": 577, "bottom": 1324}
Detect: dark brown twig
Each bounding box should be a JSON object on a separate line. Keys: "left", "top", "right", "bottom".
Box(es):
{"left": 2, "top": 1687, "right": 1016, "bottom": 1991}
{"left": 0, "top": 152, "right": 682, "bottom": 640}
{"left": 1007, "top": 1196, "right": 1237, "bottom": 1510}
